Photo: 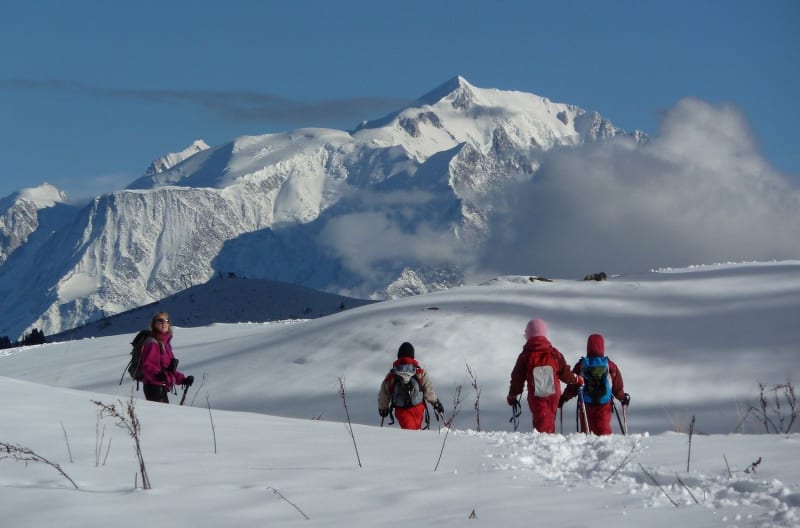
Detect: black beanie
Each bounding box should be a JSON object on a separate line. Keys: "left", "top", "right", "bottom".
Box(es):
{"left": 397, "top": 342, "right": 415, "bottom": 359}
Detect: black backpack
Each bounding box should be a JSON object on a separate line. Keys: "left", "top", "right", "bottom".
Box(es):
{"left": 390, "top": 363, "right": 424, "bottom": 409}
{"left": 119, "top": 330, "right": 158, "bottom": 385}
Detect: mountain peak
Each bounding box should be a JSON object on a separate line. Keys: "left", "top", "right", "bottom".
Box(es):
{"left": 143, "top": 139, "right": 210, "bottom": 178}
{"left": 417, "top": 75, "right": 475, "bottom": 106}
{"left": 16, "top": 182, "right": 68, "bottom": 207}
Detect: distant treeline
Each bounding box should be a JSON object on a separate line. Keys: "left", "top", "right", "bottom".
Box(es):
{"left": 0, "top": 328, "right": 46, "bottom": 350}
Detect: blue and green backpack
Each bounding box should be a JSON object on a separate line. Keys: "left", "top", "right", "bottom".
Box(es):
{"left": 581, "top": 356, "right": 611, "bottom": 404}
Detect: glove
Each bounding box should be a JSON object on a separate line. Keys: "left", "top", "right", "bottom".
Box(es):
{"left": 379, "top": 408, "right": 389, "bottom": 418}
{"left": 507, "top": 395, "right": 518, "bottom": 406}
{"left": 574, "top": 375, "right": 584, "bottom": 386}
{"left": 558, "top": 394, "right": 567, "bottom": 409}
{"left": 621, "top": 393, "right": 630, "bottom": 406}
{"left": 183, "top": 375, "right": 194, "bottom": 387}
{"left": 433, "top": 400, "right": 445, "bottom": 415}
{"left": 155, "top": 371, "right": 166, "bottom": 382}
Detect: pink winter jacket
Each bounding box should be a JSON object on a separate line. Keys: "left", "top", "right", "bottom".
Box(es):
{"left": 139, "top": 332, "right": 186, "bottom": 390}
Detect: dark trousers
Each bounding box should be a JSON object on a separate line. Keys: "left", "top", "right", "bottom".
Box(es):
{"left": 143, "top": 384, "right": 169, "bottom": 403}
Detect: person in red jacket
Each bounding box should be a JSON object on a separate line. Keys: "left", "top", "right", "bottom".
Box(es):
{"left": 378, "top": 342, "right": 444, "bottom": 430}
{"left": 561, "top": 333, "right": 629, "bottom": 435}
{"left": 507, "top": 319, "right": 583, "bottom": 433}
{"left": 139, "top": 312, "right": 193, "bottom": 403}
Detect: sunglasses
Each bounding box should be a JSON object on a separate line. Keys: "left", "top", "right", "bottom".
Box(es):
{"left": 155, "top": 318, "right": 170, "bottom": 324}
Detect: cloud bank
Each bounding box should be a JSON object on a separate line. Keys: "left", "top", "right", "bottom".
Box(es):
{"left": 478, "top": 98, "right": 800, "bottom": 278}
{"left": 0, "top": 78, "right": 411, "bottom": 126}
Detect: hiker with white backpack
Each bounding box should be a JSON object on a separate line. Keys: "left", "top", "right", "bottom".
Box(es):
{"left": 507, "top": 318, "right": 584, "bottom": 433}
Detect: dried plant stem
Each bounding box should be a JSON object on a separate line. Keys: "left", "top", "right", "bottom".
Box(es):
{"left": 338, "top": 377, "right": 362, "bottom": 468}
{"left": 639, "top": 463, "right": 679, "bottom": 507}
{"left": 605, "top": 440, "right": 640, "bottom": 483}
{"left": 190, "top": 372, "right": 209, "bottom": 406}
{"left": 206, "top": 394, "right": 217, "bottom": 454}
{"left": 675, "top": 473, "right": 700, "bottom": 504}
{"left": 434, "top": 385, "right": 463, "bottom": 472}
{"left": 686, "top": 415, "right": 695, "bottom": 472}
{"left": 267, "top": 486, "right": 310, "bottom": 520}
{"left": 60, "top": 421, "right": 73, "bottom": 463}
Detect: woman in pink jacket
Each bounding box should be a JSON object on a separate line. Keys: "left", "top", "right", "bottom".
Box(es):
{"left": 507, "top": 319, "right": 583, "bottom": 433}
{"left": 139, "top": 312, "right": 193, "bottom": 403}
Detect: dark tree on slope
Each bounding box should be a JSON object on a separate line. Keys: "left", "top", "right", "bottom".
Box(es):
{"left": 21, "top": 328, "right": 46, "bottom": 346}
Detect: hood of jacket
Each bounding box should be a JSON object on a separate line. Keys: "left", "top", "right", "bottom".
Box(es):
{"left": 587, "top": 334, "right": 605, "bottom": 357}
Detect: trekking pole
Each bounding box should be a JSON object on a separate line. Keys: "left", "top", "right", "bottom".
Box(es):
{"left": 622, "top": 402, "right": 628, "bottom": 435}
{"left": 612, "top": 399, "right": 626, "bottom": 435}
{"left": 179, "top": 384, "right": 189, "bottom": 406}
{"left": 577, "top": 387, "right": 590, "bottom": 434}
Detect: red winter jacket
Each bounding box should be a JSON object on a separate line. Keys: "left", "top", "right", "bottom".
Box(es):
{"left": 139, "top": 332, "right": 186, "bottom": 390}
{"left": 508, "top": 336, "right": 581, "bottom": 399}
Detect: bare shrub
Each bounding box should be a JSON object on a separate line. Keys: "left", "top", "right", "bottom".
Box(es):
{"left": 93, "top": 396, "right": 151, "bottom": 489}
{"left": 0, "top": 441, "right": 79, "bottom": 489}
{"left": 738, "top": 381, "right": 797, "bottom": 434}
{"left": 466, "top": 363, "right": 481, "bottom": 431}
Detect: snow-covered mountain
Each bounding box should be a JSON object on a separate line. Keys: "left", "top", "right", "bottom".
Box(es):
{"left": 1, "top": 76, "right": 648, "bottom": 340}
{"left": 0, "top": 183, "right": 69, "bottom": 266}
{"left": 137, "top": 138, "right": 210, "bottom": 184}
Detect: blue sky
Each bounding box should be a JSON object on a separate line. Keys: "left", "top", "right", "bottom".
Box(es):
{"left": 2, "top": 0, "right": 798, "bottom": 200}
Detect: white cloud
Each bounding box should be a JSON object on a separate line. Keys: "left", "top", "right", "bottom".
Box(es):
{"left": 318, "top": 210, "right": 464, "bottom": 279}
{"left": 478, "top": 98, "right": 800, "bottom": 279}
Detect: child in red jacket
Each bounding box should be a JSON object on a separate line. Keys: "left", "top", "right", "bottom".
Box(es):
{"left": 507, "top": 319, "right": 583, "bottom": 433}
{"left": 561, "top": 333, "right": 629, "bottom": 435}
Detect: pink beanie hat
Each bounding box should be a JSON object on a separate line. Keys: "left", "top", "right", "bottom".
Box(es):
{"left": 524, "top": 318, "right": 547, "bottom": 339}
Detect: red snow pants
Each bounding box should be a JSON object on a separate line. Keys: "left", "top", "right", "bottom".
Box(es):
{"left": 395, "top": 402, "right": 425, "bottom": 430}
{"left": 580, "top": 402, "right": 613, "bottom": 435}
{"left": 528, "top": 393, "right": 559, "bottom": 433}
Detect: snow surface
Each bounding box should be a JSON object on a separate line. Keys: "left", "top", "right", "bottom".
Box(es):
{"left": 1, "top": 261, "right": 798, "bottom": 527}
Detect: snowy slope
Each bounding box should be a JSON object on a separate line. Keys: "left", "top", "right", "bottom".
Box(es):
{"left": 0, "top": 261, "right": 798, "bottom": 527}
{"left": 2, "top": 260, "right": 796, "bottom": 434}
